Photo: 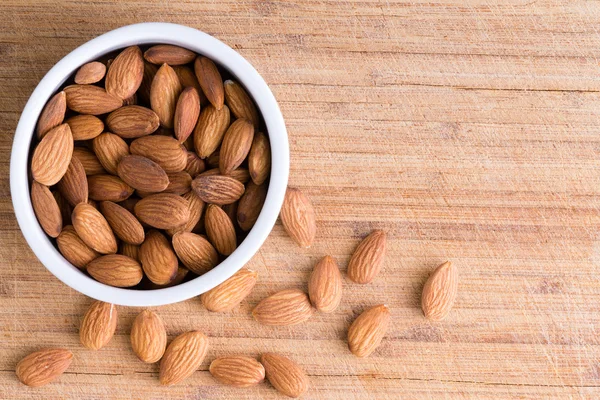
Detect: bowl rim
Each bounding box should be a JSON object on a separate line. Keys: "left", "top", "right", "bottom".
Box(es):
{"left": 10, "top": 22, "right": 289, "bottom": 306}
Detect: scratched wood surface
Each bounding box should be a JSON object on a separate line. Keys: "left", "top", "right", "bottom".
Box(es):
{"left": 1, "top": 0, "right": 600, "bottom": 398}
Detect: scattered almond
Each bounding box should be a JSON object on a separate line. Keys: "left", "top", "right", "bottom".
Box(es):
{"left": 347, "top": 304, "right": 390, "bottom": 357}
{"left": 252, "top": 289, "right": 314, "bottom": 326}
{"left": 80, "top": 301, "right": 118, "bottom": 350}
{"left": 16, "top": 348, "right": 73, "bottom": 387}
{"left": 130, "top": 310, "right": 167, "bottom": 363}
{"left": 280, "top": 187, "right": 316, "bottom": 248}
{"left": 159, "top": 331, "right": 209, "bottom": 386}
{"left": 421, "top": 261, "right": 458, "bottom": 321}
{"left": 261, "top": 353, "right": 309, "bottom": 398}
{"left": 209, "top": 356, "right": 265, "bottom": 387}
{"left": 347, "top": 230, "right": 386, "bottom": 284}
{"left": 201, "top": 268, "right": 258, "bottom": 312}
{"left": 308, "top": 256, "right": 342, "bottom": 313}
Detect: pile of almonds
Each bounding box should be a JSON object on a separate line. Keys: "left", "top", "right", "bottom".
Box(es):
{"left": 30, "top": 44, "right": 270, "bottom": 288}
{"left": 18, "top": 44, "right": 461, "bottom": 397}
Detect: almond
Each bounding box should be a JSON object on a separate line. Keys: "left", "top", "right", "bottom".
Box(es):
{"left": 164, "top": 171, "right": 192, "bottom": 195}
{"left": 172, "top": 231, "right": 218, "bottom": 275}
{"left": 144, "top": 44, "right": 196, "bottom": 65}
{"left": 173, "top": 65, "right": 207, "bottom": 105}
{"left": 224, "top": 80, "right": 260, "bottom": 129}
{"left": 31, "top": 123, "right": 74, "bottom": 186}
{"left": 347, "top": 230, "right": 386, "bottom": 284}
{"left": 261, "top": 353, "right": 309, "bottom": 398}
{"left": 252, "top": 289, "right": 313, "bottom": 326}
{"left": 165, "top": 190, "right": 205, "bottom": 236}
{"left": 139, "top": 230, "right": 179, "bottom": 285}
{"left": 191, "top": 174, "right": 245, "bottom": 205}
{"left": 237, "top": 182, "right": 267, "bottom": 231}
{"left": 308, "top": 256, "right": 342, "bottom": 313}
{"left": 174, "top": 87, "right": 201, "bottom": 143}
{"left": 219, "top": 118, "right": 254, "bottom": 175}
{"left": 99, "top": 201, "right": 145, "bottom": 245}
{"left": 193, "top": 104, "right": 230, "bottom": 158}
{"left": 72, "top": 203, "right": 117, "bottom": 254}
{"left": 185, "top": 151, "right": 206, "bottom": 177}
{"left": 151, "top": 63, "right": 182, "bottom": 128}
{"left": 201, "top": 268, "right": 257, "bottom": 312}
{"left": 92, "top": 132, "right": 130, "bottom": 175}
{"left": 31, "top": 181, "right": 62, "bottom": 238}
{"left": 194, "top": 56, "right": 224, "bottom": 110}
{"left": 36, "top": 91, "right": 66, "bottom": 139}
{"left": 73, "top": 147, "right": 105, "bottom": 175}
{"left": 347, "top": 304, "right": 390, "bottom": 358}
{"left": 206, "top": 150, "right": 220, "bottom": 168}
{"left": 146, "top": 266, "right": 189, "bottom": 289}
{"left": 75, "top": 61, "right": 106, "bottom": 84}
{"left": 16, "top": 348, "right": 73, "bottom": 387}
{"left": 133, "top": 193, "right": 189, "bottom": 230}
{"left": 64, "top": 84, "right": 122, "bottom": 115}
{"left": 130, "top": 310, "right": 167, "bottom": 363}
{"left": 53, "top": 190, "right": 72, "bottom": 226}
{"left": 117, "top": 155, "right": 169, "bottom": 192}
{"left": 80, "top": 301, "right": 118, "bottom": 350}
{"left": 200, "top": 167, "right": 250, "bottom": 184}
{"left": 57, "top": 156, "right": 88, "bottom": 206}
{"left": 209, "top": 356, "right": 265, "bottom": 387}
{"left": 56, "top": 225, "right": 99, "bottom": 268}
{"left": 138, "top": 62, "right": 158, "bottom": 104}
{"left": 130, "top": 135, "right": 187, "bottom": 173}
{"left": 119, "top": 242, "right": 139, "bottom": 261}
{"left": 66, "top": 115, "right": 104, "bottom": 141}
{"left": 105, "top": 46, "right": 144, "bottom": 100}
{"left": 87, "top": 254, "right": 143, "bottom": 287}
{"left": 280, "top": 187, "right": 316, "bottom": 248}
{"left": 88, "top": 175, "right": 134, "bottom": 202}
{"left": 421, "top": 261, "right": 458, "bottom": 321}
{"left": 159, "top": 331, "right": 209, "bottom": 386}
{"left": 205, "top": 204, "right": 237, "bottom": 255}
{"left": 106, "top": 105, "right": 160, "bottom": 138}
{"left": 222, "top": 202, "right": 238, "bottom": 226}
{"left": 123, "top": 93, "right": 137, "bottom": 106}
{"left": 248, "top": 132, "right": 271, "bottom": 185}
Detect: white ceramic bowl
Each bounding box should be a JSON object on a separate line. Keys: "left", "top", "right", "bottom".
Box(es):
{"left": 10, "top": 23, "right": 289, "bottom": 306}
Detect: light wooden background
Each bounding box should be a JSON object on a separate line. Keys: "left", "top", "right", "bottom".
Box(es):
{"left": 1, "top": 1, "right": 600, "bottom": 399}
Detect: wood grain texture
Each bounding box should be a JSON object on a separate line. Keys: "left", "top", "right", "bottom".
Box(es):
{"left": 2, "top": 0, "right": 600, "bottom": 398}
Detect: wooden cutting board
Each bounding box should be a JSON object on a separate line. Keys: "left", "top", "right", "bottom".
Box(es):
{"left": 1, "top": 1, "right": 599, "bottom": 398}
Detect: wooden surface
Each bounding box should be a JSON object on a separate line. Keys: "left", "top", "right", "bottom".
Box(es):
{"left": 2, "top": 1, "right": 600, "bottom": 398}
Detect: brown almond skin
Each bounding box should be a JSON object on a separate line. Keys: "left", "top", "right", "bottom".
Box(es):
{"left": 64, "top": 84, "right": 122, "bottom": 115}
{"left": 347, "top": 230, "right": 386, "bottom": 284}
{"left": 224, "top": 80, "right": 260, "bottom": 129}
{"left": 174, "top": 87, "right": 201, "bottom": 143}
{"left": 88, "top": 175, "right": 134, "bottom": 202}
{"left": 130, "top": 310, "right": 167, "bottom": 363}
{"left": 16, "top": 348, "right": 73, "bottom": 387}
{"left": 144, "top": 44, "right": 196, "bottom": 65}
{"left": 206, "top": 150, "right": 220, "bottom": 168}
{"left": 201, "top": 268, "right": 257, "bottom": 312}
{"left": 57, "top": 156, "right": 88, "bottom": 206}
{"left": 237, "top": 182, "right": 267, "bottom": 232}
{"left": 164, "top": 171, "right": 192, "bottom": 195}
{"left": 99, "top": 201, "right": 145, "bottom": 245}
{"left": 347, "top": 305, "right": 390, "bottom": 358}
{"left": 31, "top": 181, "right": 62, "bottom": 238}
{"left": 31, "top": 123, "right": 74, "bottom": 186}
{"left": 151, "top": 63, "right": 182, "bottom": 128}
{"left": 37, "top": 91, "right": 66, "bottom": 139}
{"left": 280, "top": 187, "right": 316, "bottom": 248}
{"left": 172, "top": 232, "right": 219, "bottom": 275}
{"left": 73, "top": 148, "right": 105, "bottom": 176}
{"left": 72, "top": 203, "right": 117, "bottom": 254}
{"left": 219, "top": 118, "right": 254, "bottom": 175}
{"left": 92, "top": 132, "right": 130, "bottom": 175}
{"left": 159, "top": 331, "right": 209, "bottom": 386}
{"left": 209, "top": 356, "right": 265, "bottom": 387}
{"left": 139, "top": 230, "right": 179, "bottom": 285}
{"left": 138, "top": 62, "right": 158, "bottom": 105}
{"left": 87, "top": 254, "right": 143, "bottom": 287}
{"left": 117, "top": 155, "right": 169, "bottom": 193}
{"left": 194, "top": 56, "right": 224, "bottom": 110}
{"left": 53, "top": 191, "right": 73, "bottom": 226}
{"left": 165, "top": 190, "right": 205, "bottom": 236}
{"left": 56, "top": 225, "right": 99, "bottom": 268}
{"left": 145, "top": 266, "right": 189, "bottom": 289}
{"left": 185, "top": 151, "right": 206, "bottom": 178}
{"left": 421, "top": 261, "right": 458, "bottom": 321}
{"left": 193, "top": 104, "right": 230, "bottom": 159}
{"left": 191, "top": 174, "right": 245, "bottom": 205}
{"left": 252, "top": 289, "right": 314, "bottom": 326}
{"left": 308, "top": 256, "right": 343, "bottom": 313}
{"left": 134, "top": 193, "right": 190, "bottom": 230}
{"left": 66, "top": 115, "right": 104, "bottom": 141}
{"left": 173, "top": 65, "right": 207, "bottom": 105}
{"left": 75, "top": 61, "right": 106, "bottom": 84}
{"left": 200, "top": 167, "right": 250, "bottom": 184}
{"left": 119, "top": 242, "right": 139, "bottom": 261}
{"left": 106, "top": 105, "right": 160, "bottom": 139}
{"left": 248, "top": 132, "right": 271, "bottom": 185}
{"left": 105, "top": 46, "right": 144, "bottom": 100}
{"left": 80, "top": 301, "right": 118, "bottom": 350}
{"left": 261, "top": 353, "right": 309, "bottom": 398}
{"left": 205, "top": 204, "right": 237, "bottom": 255}
{"left": 130, "top": 135, "right": 187, "bottom": 173}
